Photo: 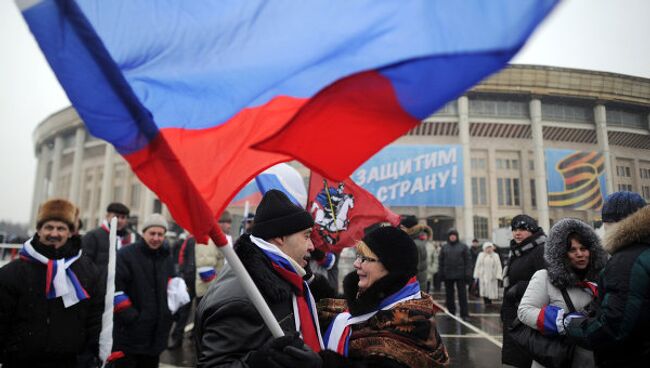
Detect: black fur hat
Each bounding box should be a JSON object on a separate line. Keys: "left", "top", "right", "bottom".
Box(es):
{"left": 362, "top": 226, "right": 417, "bottom": 277}
{"left": 252, "top": 190, "right": 314, "bottom": 239}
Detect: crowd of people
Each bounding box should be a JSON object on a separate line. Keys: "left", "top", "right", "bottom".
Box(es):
{"left": 0, "top": 189, "right": 649, "bottom": 367}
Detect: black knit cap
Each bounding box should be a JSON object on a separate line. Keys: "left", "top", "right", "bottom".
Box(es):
{"left": 601, "top": 191, "right": 647, "bottom": 223}
{"left": 252, "top": 189, "right": 314, "bottom": 239}
{"left": 362, "top": 226, "right": 417, "bottom": 277}
{"left": 400, "top": 214, "right": 418, "bottom": 229}
{"left": 107, "top": 202, "right": 130, "bottom": 216}
{"left": 511, "top": 214, "right": 540, "bottom": 232}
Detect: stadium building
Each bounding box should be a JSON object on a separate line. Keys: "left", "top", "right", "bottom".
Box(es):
{"left": 31, "top": 65, "right": 650, "bottom": 243}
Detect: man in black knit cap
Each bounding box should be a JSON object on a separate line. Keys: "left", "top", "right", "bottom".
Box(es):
{"left": 195, "top": 189, "right": 322, "bottom": 368}
{"left": 501, "top": 214, "right": 547, "bottom": 368}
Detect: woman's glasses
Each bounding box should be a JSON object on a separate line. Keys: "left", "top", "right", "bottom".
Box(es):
{"left": 355, "top": 254, "right": 379, "bottom": 264}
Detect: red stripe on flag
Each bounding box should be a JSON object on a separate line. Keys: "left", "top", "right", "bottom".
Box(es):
{"left": 124, "top": 96, "right": 307, "bottom": 243}
{"left": 255, "top": 70, "right": 419, "bottom": 181}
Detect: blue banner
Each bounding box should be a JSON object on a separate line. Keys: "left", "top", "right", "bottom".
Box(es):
{"left": 352, "top": 145, "right": 464, "bottom": 206}
{"left": 545, "top": 149, "right": 606, "bottom": 210}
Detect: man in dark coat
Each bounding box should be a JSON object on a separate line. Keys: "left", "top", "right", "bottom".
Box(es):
{"left": 0, "top": 199, "right": 102, "bottom": 367}
{"left": 439, "top": 228, "right": 472, "bottom": 320}
{"left": 195, "top": 190, "right": 322, "bottom": 368}
{"left": 500, "top": 214, "right": 546, "bottom": 368}
{"left": 82, "top": 203, "right": 135, "bottom": 303}
{"left": 566, "top": 192, "right": 650, "bottom": 367}
{"left": 111, "top": 214, "right": 175, "bottom": 367}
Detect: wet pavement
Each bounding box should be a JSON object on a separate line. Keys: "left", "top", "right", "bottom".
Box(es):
{"left": 161, "top": 288, "right": 505, "bottom": 367}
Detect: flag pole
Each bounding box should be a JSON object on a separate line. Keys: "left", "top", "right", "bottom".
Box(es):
{"left": 209, "top": 225, "right": 284, "bottom": 338}
{"left": 99, "top": 216, "right": 118, "bottom": 366}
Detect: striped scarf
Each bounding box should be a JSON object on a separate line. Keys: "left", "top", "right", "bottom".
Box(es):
{"left": 324, "top": 276, "right": 421, "bottom": 355}
{"left": 19, "top": 237, "right": 89, "bottom": 308}
{"left": 101, "top": 220, "right": 133, "bottom": 250}
{"left": 250, "top": 235, "right": 323, "bottom": 352}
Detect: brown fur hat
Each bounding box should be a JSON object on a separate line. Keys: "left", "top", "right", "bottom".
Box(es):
{"left": 37, "top": 198, "right": 78, "bottom": 231}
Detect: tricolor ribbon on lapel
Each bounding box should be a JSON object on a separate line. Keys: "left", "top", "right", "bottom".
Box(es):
{"left": 250, "top": 235, "right": 323, "bottom": 352}
{"left": 19, "top": 238, "right": 89, "bottom": 308}
{"left": 324, "top": 276, "right": 421, "bottom": 356}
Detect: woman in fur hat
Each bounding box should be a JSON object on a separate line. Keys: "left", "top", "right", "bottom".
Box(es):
{"left": 319, "top": 226, "right": 448, "bottom": 368}
{"left": 517, "top": 218, "right": 607, "bottom": 368}
{"left": 473, "top": 242, "right": 502, "bottom": 305}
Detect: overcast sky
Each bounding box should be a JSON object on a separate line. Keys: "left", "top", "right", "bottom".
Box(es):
{"left": 1, "top": 0, "right": 649, "bottom": 224}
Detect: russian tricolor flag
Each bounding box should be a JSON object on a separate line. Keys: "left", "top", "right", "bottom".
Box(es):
{"left": 17, "top": 0, "right": 558, "bottom": 244}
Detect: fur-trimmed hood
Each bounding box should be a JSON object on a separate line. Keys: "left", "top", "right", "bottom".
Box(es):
{"left": 603, "top": 205, "right": 650, "bottom": 255}
{"left": 404, "top": 223, "right": 433, "bottom": 240}
{"left": 545, "top": 218, "right": 607, "bottom": 288}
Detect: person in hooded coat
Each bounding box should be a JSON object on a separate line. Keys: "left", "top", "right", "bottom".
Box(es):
{"left": 565, "top": 192, "right": 650, "bottom": 367}
{"left": 473, "top": 242, "right": 502, "bottom": 305}
{"left": 439, "top": 228, "right": 472, "bottom": 319}
{"left": 518, "top": 218, "right": 607, "bottom": 368}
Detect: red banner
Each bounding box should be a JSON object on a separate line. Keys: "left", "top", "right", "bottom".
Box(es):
{"left": 308, "top": 172, "right": 400, "bottom": 253}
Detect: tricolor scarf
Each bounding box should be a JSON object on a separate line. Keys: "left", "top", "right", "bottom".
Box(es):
{"left": 101, "top": 220, "right": 134, "bottom": 250}
{"left": 249, "top": 235, "right": 323, "bottom": 352}
{"left": 19, "top": 238, "right": 89, "bottom": 308}
{"left": 324, "top": 276, "right": 421, "bottom": 356}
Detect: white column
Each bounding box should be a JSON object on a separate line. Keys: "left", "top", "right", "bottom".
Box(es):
{"left": 69, "top": 127, "right": 86, "bottom": 206}
{"left": 458, "top": 96, "right": 474, "bottom": 241}
{"left": 50, "top": 135, "right": 64, "bottom": 197}
{"left": 30, "top": 145, "right": 50, "bottom": 228}
{"left": 487, "top": 148, "right": 499, "bottom": 234}
{"left": 594, "top": 105, "right": 614, "bottom": 195}
{"left": 530, "top": 99, "right": 550, "bottom": 232}
{"left": 98, "top": 143, "right": 116, "bottom": 219}
{"left": 520, "top": 150, "right": 532, "bottom": 214}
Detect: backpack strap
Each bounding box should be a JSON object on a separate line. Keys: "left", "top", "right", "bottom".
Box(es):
{"left": 560, "top": 287, "right": 577, "bottom": 313}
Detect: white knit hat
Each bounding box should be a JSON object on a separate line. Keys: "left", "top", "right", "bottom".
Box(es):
{"left": 141, "top": 213, "right": 168, "bottom": 233}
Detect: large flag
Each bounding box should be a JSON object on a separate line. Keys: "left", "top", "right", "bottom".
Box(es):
{"left": 17, "top": 0, "right": 558, "bottom": 243}
{"left": 308, "top": 173, "right": 400, "bottom": 253}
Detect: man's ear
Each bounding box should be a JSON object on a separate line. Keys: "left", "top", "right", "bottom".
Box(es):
{"left": 268, "top": 236, "right": 285, "bottom": 247}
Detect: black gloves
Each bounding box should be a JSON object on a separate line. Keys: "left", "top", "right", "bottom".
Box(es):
{"left": 247, "top": 334, "right": 322, "bottom": 368}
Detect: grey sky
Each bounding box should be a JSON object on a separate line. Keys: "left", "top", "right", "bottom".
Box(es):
{"left": 1, "top": 0, "right": 649, "bottom": 224}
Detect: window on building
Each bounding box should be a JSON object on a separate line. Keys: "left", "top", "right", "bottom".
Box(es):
{"left": 642, "top": 186, "right": 650, "bottom": 201}
{"left": 606, "top": 108, "right": 646, "bottom": 130}
{"left": 471, "top": 158, "right": 487, "bottom": 170}
{"left": 542, "top": 102, "right": 593, "bottom": 123}
{"left": 113, "top": 186, "right": 123, "bottom": 202}
{"left": 529, "top": 160, "right": 535, "bottom": 171}
{"left": 473, "top": 216, "right": 489, "bottom": 239}
{"left": 153, "top": 199, "right": 163, "bottom": 214}
{"left": 469, "top": 97, "right": 529, "bottom": 118}
{"left": 130, "top": 183, "right": 140, "bottom": 207}
{"left": 618, "top": 184, "right": 633, "bottom": 192}
{"left": 472, "top": 177, "right": 488, "bottom": 206}
{"left": 497, "top": 177, "right": 520, "bottom": 206}
{"left": 640, "top": 168, "right": 650, "bottom": 179}
{"left": 617, "top": 165, "right": 632, "bottom": 177}
{"left": 498, "top": 217, "right": 513, "bottom": 228}
{"left": 530, "top": 179, "right": 537, "bottom": 207}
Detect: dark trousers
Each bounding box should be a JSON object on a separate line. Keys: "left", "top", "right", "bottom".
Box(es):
{"left": 433, "top": 272, "right": 442, "bottom": 291}
{"left": 171, "top": 296, "right": 194, "bottom": 341}
{"left": 113, "top": 354, "right": 159, "bottom": 368}
{"left": 444, "top": 279, "right": 469, "bottom": 317}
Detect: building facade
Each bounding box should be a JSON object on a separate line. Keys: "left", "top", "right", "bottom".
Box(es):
{"left": 32, "top": 65, "right": 650, "bottom": 241}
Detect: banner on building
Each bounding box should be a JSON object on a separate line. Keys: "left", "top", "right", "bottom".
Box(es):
{"left": 545, "top": 149, "right": 606, "bottom": 211}
{"left": 351, "top": 145, "right": 464, "bottom": 206}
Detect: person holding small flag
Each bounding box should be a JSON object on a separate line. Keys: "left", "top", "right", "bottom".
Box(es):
{"left": 319, "top": 226, "right": 448, "bottom": 367}
{"left": 0, "top": 199, "right": 102, "bottom": 367}
{"left": 195, "top": 189, "right": 322, "bottom": 368}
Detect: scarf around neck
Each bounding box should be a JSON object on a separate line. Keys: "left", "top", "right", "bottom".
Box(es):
{"left": 19, "top": 237, "right": 89, "bottom": 308}
{"left": 324, "top": 276, "right": 421, "bottom": 356}
{"left": 249, "top": 235, "right": 323, "bottom": 352}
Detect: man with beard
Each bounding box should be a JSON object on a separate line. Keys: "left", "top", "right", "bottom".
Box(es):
{"left": 500, "top": 215, "right": 546, "bottom": 368}
{"left": 0, "top": 199, "right": 102, "bottom": 367}
{"left": 195, "top": 190, "right": 322, "bottom": 368}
